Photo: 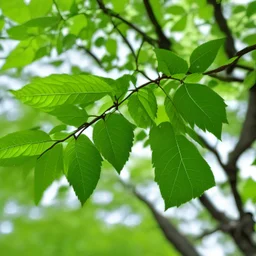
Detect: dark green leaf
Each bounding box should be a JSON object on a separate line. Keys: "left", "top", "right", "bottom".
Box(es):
{"left": 49, "top": 105, "right": 88, "bottom": 127}
{"left": 65, "top": 135, "right": 102, "bottom": 205}
{"left": 150, "top": 122, "right": 215, "bottom": 208}
{"left": 173, "top": 83, "right": 227, "bottom": 139}
{"left": 128, "top": 88, "right": 157, "bottom": 128}
{"left": 189, "top": 38, "right": 225, "bottom": 73}
{"left": 155, "top": 48, "right": 188, "bottom": 75}
{"left": 93, "top": 114, "right": 134, "bottom": 173}
{"left": 34, "top": 144, "right": 63, "bottom": 204}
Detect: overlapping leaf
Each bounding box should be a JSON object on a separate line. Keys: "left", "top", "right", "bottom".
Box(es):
{"left": 12, "top": 74, "right": 113, "bottom": 110}
{"left": 34, "top": 144, "right": 63, "bottom": 204}
{"left": 150, "top": 122, "right": 215, "bottom": 208}
{"left": 93, "top": 114, "right": 134, "bottom": 173}
{"left": 49, "top": 105, "right": 88, "bottom": 127}
{"left": 0, "top": 130, "right": 54, "bottom": 160}
{"left": 128, "top": 88, "right": 157, "bottom": 128}
{"left": 65, "top": 135, "right": 102, "bottom": 205}
{"left": 173, "top": 83, "right": 227, "bottom": 139}
{"left": 155, "top": 48, "right": 188, "bottom": 75}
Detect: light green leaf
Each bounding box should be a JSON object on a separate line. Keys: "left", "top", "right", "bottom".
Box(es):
{"left": 189, "top": 38, "right": 225, "bottom": 73}
{"left": 0, "top": 156, "right": 36, "bottom": 167}
{"left": 55, "top": 0, "right": 74, "bottom": 11}
{"left": 244, "top": 71, "right": 256, "bottom": 89}
{"left": 0, "top": 0, "right": 30, "bottom": 23}
{"left": 112, "top": 0, "right": 129, "bottom": 12}
{"left": 241, "top": 178, "right": 256, "bottom": 203}
{"left": 93, "top": 114, "right": 134, "bottom": 173}
{"left": 65, "top": 135, "right": 102, "bottom": 205}
{"left": 106, "top": 39, "right": 117, "bottom": 55}
{"left": 128, "top": 88, "right": 157, "bottom": 128}
{"left": 150, "top": 122, "right": 215, "bottom": 208}
{"left": 0, "top": 17, "right": 5, "bottom": 31}
{"left": 24, "top": 16, "right": 60, "bottom": 28}
{"left": 12, "top": 74, "right": 113, "bottom": 110}
{"left": 173, "top": 83, "right": 227, "bottom": 139}
{"left": 167, "top": 5, "right": 185, "bottom": 15}
{"left": 0, "top": 130, "right": 54, "bottom": 160}
{"left": 49, "top": 105, "right": 88, "bottom": 127}
{"left": 243, "top": 34, "right": 256, "bottom": 45}
{"left": 2, "top": 40, "right": 37, "bottom": 70}
{"left": 7, "top": 25, "right": 31, "bottom": 40}
{"left": 34, "top": 144, "right": 63, "bottom": 205}
{"left": 49, "top": 125, "right": 67, "bottom": 135}
{"left": 68, "top": 14, "right": 87, "bottom": 36}
{"left": 112, "top": 74, "right": 132, "bottom": 99}
{"left": 155, "top": 48, "right": 188, "bottom": 75}
{"left": 246, "top": 1, "right": 256, "bottom": 17}
{"left": 29, "top": 0, "right": 53, "bottom": 18}
{"left": 172, "top": 15, "right": 187, "bottom": 32}
{"left": 184, "top": 73, "right": 203, "bottom": 83}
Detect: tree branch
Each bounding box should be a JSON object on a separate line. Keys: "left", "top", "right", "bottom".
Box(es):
{"left": 207, "top": 0, "right": 236, "bottom": 58}
{"left": 204, "top": 44, "right": 256, "bottom": 75}
{"left": 77, "top": 45, "right": 104, "bottom": 69}
{"left": 142, "top": 0, "right": 171, "bottom": 49}
{"left": 199, "top": 194, "right": 230, "bottom": 224}
{"left": 96, "top": 0, "right": 157, "bottom": 46}
{"left": 133, "top": 189, "right": 200, "bottom": 256}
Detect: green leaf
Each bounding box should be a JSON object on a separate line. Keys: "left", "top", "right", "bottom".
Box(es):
{"left": 150, "top": 122, "right": 215, "bottom": 208}
{"left": 167, "top": 5, "right": 185, "bottom": 15}
{"left": 243, "top": 34, "right": 256, "bottom": 45}
{"left": 34, "top": 144, "right": 63, "bottom": 205}
{"left": 155, "top": 48, "right": 188, "bottom": 75}
{"left": 0, "top": 0, "right": 30, "bottom": 23}
{"left": 172, "top": 15, "right": 187, "bottom": 32}
{"left": 49, "top": 125, "right": 67, "bottom": 135}
{"left": 241, "top": 178, "right": 256, "bottom": 203}
{"left": 49, "top": 105, "right": 88, "bottom": 127}
{"left": 93, "top": 114, "right": 134, "bottom": 173}
{"left": 55, "top": 0, "right": 74, "bottom": 11}
{"left": 12, "top": 74, "right": 113, "bottom": 110}
{"left": 24, "top": 16, "right": 60, "bottom": 28}
{"left": 68, "top": 14, "right": 87, "bottom": 36}
{"left": 246, "top": 1, "right": 256, "bottom": 17}
{"left": 2, "top": 40, "right": 37, "bottom": 70}
{"left": 164, "top": 96, "right": 204, "bottom": 147}
{"left": 106, "top": 39, "right": 117, "bottom": 55}
{"left": 29, "top": 0, "right": 53, "bottom": 18}
{"left": 112, "top": 74, "right": 132, "bottom": 99}
{"left": 65, "top": 135, "right": 102, "bottom": 205}
{"left": 7, "top": 25, "right": 31, "bottom": 40}
{"left": 244, "top": 71, "right": 256, "bottom": 89}
{"left": 164, "top": 96, "right": 186, "bottom": 134}
{"left": 0, "top": 17, "right": 5, "bottom": 31}
{"left": 0, "top": 156, "right": 36, "bottom": 167}
{"left": 173, "top": 83, "right": 227, "bottom": 139}
{"left": 128, "top": 88, "right": 157, "bottom": 128}
{"left": 189, "top": 38, "right": 225, "bottom": 73}
{"left": 0, "top": 130, "right": 54, "bottom": 160}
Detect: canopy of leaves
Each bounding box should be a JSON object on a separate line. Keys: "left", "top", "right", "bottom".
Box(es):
{"left": 0, "top": 0, "right": 256, "bottom": 255}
